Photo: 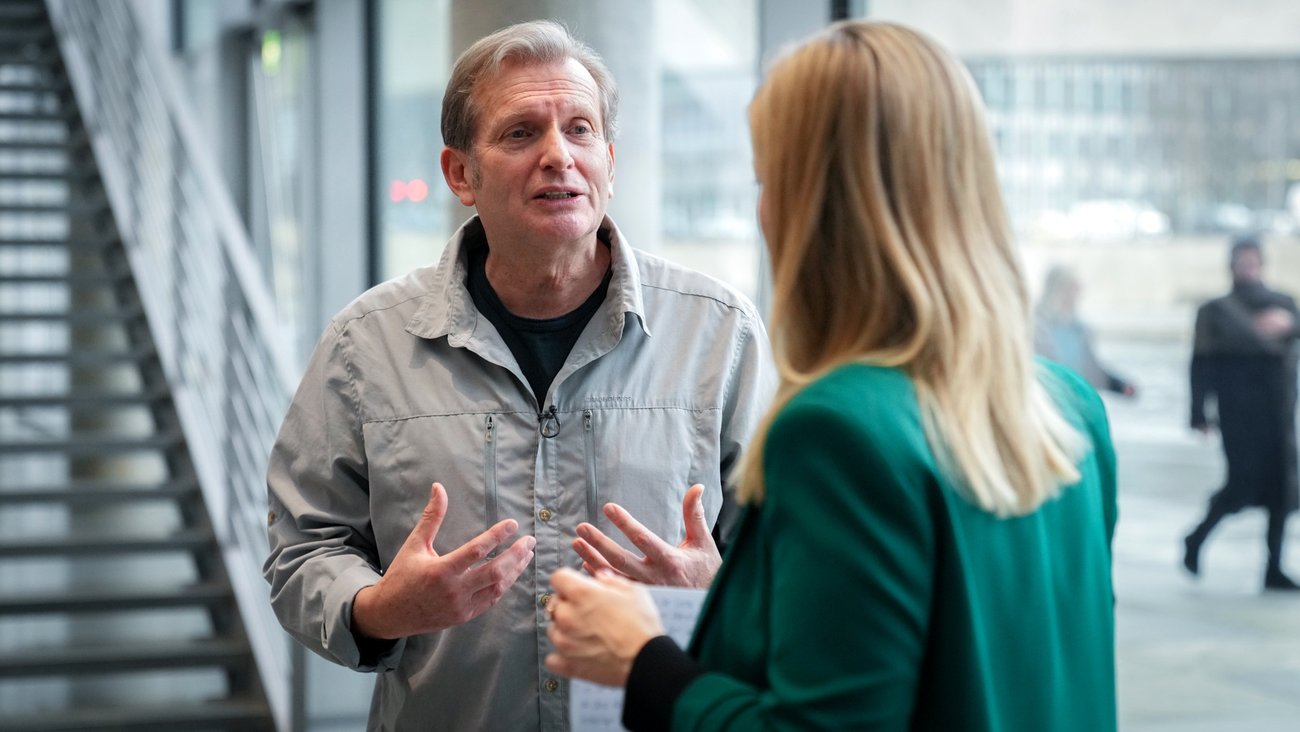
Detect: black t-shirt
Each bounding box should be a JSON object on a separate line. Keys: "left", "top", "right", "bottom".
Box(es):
{"left": 467, "top": 242, "right": 612, "bottom": 404}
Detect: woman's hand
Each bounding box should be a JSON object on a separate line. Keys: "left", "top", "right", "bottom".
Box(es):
{"left": 544, "top": 567, "right": 666, "bottom": 687}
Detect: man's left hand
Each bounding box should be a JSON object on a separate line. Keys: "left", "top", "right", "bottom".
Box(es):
{"left": 1254, "top": 307, "right": 1296, "bottom": 339}
{"left": 572, "top": 484, "right": 721, "bottom": 589}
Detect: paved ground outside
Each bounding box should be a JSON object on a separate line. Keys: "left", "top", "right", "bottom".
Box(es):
{"left": 1100, "top": 338, "right": 1300, "bottom": 731}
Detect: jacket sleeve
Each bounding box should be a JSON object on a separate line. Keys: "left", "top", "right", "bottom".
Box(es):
{"left": 1078, "top": 323, "right": 1132, "bottom": 395}
{"left": 1056, "top": 363, "right": 1119, "bottom": 551}
{"left": 1285, "top": 294, "right": 1300, "bottom": 340}
{"left": 1189, "top": 306, "right": 1215, "bottom": 429}
{"left": 263, "top": 321, "right": 404, "bottom": 672}
{"left": 674, "top": 397, "right": 935, "bottom": 731}
{"left": 713, "top": 315, "right": 777, "bottom": 547}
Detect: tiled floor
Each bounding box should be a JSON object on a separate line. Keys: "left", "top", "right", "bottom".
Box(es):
{"left": 1103, "top": 342, "right": 1300, "bottom": 731}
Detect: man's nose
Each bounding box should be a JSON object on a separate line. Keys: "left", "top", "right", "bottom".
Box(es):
{"left": 539, "top": 128, "right": 574, "bottom": 170}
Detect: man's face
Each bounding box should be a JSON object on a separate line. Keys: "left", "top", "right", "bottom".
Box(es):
{"left": 446, "top": 58, "right": 614, "bottom": 249}
{"left": 1232, "top": 248, "right": 1263, "bottom": 284}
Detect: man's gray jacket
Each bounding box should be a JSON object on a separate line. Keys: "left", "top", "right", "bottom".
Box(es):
{"left": 264, "top": 215, "right": 774, "bottom": 731}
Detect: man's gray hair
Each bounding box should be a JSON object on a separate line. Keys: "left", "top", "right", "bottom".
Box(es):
{"left": 441, "top": 20, "right": 619, "bottom": 151}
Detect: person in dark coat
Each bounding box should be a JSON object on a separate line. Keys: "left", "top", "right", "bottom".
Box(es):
{"left": 1184, "top": 236, "right": 1300, "bottom": 590}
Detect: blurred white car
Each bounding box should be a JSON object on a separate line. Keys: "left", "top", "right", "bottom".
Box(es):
{"left": 1034, "top": 199, "right": 1171, "bottom": 241}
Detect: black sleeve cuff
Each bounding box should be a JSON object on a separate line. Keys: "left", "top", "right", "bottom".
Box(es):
{"left": 622, "top": 635, "right": 704, "bottom": 732}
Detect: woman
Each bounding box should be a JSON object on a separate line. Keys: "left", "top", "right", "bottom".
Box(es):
{"left": 545, "top": 21, "right": 1117, "bottom": 732}
{"left": 1034, "top": 264, "right": 1137, "bottom": 397}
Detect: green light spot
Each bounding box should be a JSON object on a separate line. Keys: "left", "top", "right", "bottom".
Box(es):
{"left": 262, "top": 30, "right": 282, "bottom": 74}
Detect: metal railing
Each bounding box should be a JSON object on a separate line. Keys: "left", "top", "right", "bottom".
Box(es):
{"left": 44, "top": 1, "right": 299, "bottom": 728}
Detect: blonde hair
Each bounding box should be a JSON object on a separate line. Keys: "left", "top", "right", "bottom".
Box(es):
{"left": 738, "top": 21, "right": 1084, "bottom": 516}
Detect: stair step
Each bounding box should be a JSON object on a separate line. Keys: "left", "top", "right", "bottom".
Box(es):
{"left": 0, "top": 636, "right": 252, "bottom": 678}
{"left": 0, "top": 271, "right": 124, "bottom": 285}
{"left": 0, "top": 200, "right": 106, "bottom": 214}
{"left": 0, "top": 236, "right": 114, "bottom": 248}
{"left": 4, "top": 699, "right": 274, "bottom": 732}
{"left": 0, "top": 78, "right": 63, "bottom": 89}
{"left": 0, "top": 4, "right": 45, "bottom": 19}
{"left": 0, "top": 479, "right": 199, "bottom": 506}
{"left": 0, "top": 170, "right": 85, "bottom": 182}
{"left": 0, "top": 306, "right": 143, "bottom": 324}
{"left": 0, "top": 431, "right": 184, "bottom": 455}
{"left": 0, "top": 110, "right": 71, "bottom": 123}
{"left": 0, "top": 527, "right": 213, "bottom": 558}
{"left": 0, "top": 347, "right": 155, "bottom": 366}
{"left": 0, "top": 138, "right": 85, "bottom": 152}
{"left": 0, "top": 30, "right": 52, "bottom": 46}
{"left": 0, "top": 389, "right": 168, "bottom": 407}
{"left": 0, "top": 82, "right": 66, "bottom": 94}
{"left": 0, "top": 581, "right": 231, "bottom": 615}
{"left": 0, "top": 52, "right": 55, "bottom": 66}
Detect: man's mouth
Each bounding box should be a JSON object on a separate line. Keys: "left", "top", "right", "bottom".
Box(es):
{"left": 537, "top": 191, "right": 578, "bottom": 200}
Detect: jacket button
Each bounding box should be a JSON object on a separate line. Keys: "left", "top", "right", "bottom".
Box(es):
{"left": 545, "top": 678, "right": 560, "bottom": 693}
{"left": 539, "top": 593, "right": 553, "bottom": 609}
{"left": 538, "top": 508, "right": 554, "bottom": 522}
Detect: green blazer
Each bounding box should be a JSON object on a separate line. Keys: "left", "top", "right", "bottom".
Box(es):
{"left": 677, "top": 362, "right": 1118, "bottom": 731}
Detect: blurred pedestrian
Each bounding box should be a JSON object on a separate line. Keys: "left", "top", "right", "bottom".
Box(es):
{"left": 1035, "top": 265, "right": 1137, "bottom": 397}
{"left": 1184, "top": 235, "right": 1300, "bottom": 590}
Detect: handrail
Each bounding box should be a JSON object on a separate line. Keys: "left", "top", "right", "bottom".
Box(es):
{"left": 43, "top": 1, "right": 299, "bottom": 729}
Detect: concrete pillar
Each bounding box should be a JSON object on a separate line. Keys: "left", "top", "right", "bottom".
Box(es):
{"left": 449, "top": 1, "right": 661, "bottom": 251}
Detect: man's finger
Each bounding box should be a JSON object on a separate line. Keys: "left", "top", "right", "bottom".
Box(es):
{"left": 680, "top": 484, "right": 712, "bottom": 545}
{"left": 464, "top": 535, "right": 536, "bottom": 593}
{"left": 576, "top": 522, "right": 641, "bottom": 577}
{"left": 572, "top": 536, "right": 619, "bottom": 575}
{"left": 411, "top": 483, "right": 449, "bottom": 550}
{"left": 464, "top": 548, "right": 532, "bottom": 622}
{"left": 604, "top": 502, "right": 674, "bottom": 563}
{"left": 444, "top": 518, "right": 523, "bottom": 573}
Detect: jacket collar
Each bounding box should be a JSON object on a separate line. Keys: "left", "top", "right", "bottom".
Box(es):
{"left": 404, "top": 215, "right": 650, "bottom": 343}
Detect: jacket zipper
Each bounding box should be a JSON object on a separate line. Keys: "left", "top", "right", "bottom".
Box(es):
{"left": 484, "top": 415, "right": 498, "bottom": 540}
{"left": 583, "top": 409, "right": 598, "bottom": 523}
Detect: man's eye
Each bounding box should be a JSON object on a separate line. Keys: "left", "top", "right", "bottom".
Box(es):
{"left": 508, "top": 129, "right": 529, "bottom": 140}
{"left": 571, "top": 124, "right": 590, "bottom": 135}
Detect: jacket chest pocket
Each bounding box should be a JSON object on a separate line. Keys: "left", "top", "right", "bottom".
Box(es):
{"left": 582, "top": 406, "right": 718, "bottom": 549}
{"left": 362, "top": 413, "right": 527, "bottom": 564}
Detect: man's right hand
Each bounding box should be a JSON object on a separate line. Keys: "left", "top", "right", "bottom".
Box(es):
{"left": 352, "top": 483, "right": 535, "bottom": 640}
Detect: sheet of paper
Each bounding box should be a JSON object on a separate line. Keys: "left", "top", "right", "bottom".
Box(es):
{"left": 569, "top": 584, "right": 707, "bottom": 732}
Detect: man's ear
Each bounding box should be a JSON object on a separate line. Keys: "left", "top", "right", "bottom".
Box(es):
{"left": 441, "top": 147, "right": 477, "bottom": 207}
{"left": 607, "top": 143, "right": 615, "bottom": 198}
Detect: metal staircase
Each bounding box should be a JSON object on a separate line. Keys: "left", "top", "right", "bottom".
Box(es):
{"left": 0, "top": 1, "right": 275, "bottom": 728}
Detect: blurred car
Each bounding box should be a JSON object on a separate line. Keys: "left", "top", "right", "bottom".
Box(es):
{"left": 1033, "top": 199, "right": 1171, "bottom": 241}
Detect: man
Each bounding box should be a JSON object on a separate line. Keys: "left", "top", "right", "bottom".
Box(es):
{"left": 1184, "top": 235, "right": 1299, "bottom": 590}
{"left": 263, "top": 20, "right": 773, "bottom": 730}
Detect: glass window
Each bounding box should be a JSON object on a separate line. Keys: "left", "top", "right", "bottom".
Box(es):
{"left": 374, "top": 0, "right": 453, "bottom": 282}
{"left": 176, "top": 0, "right": 221, "bottom": 52}
{"left": 658, "top": 0, "right": 762, "bottom": 300}
{"left": 248, "top": 21, "right": 315, "bottom": 365}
